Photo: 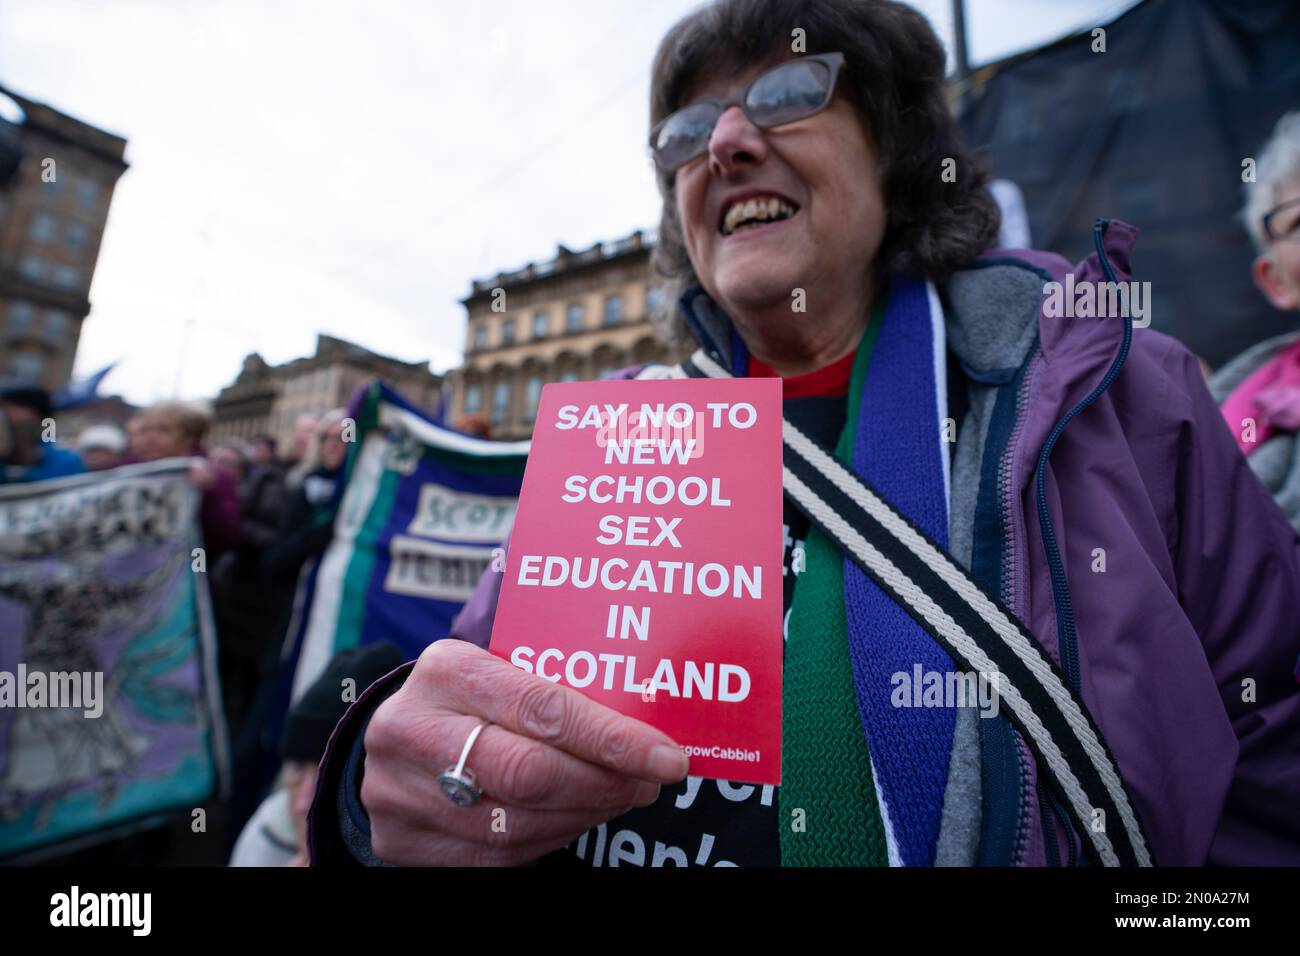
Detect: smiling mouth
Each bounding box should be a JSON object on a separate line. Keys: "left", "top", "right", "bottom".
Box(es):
{"left": 719, "top": 195, "right": 799, "bottom": 236}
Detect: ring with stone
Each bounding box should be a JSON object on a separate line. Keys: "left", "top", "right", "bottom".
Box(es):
{"left": 437, "top": 719, "right": 491, "bottom": 807}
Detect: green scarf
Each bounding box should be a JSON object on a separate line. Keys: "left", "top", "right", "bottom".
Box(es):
{"left": 778, "top": 317, "right": 887, "bottom": 866}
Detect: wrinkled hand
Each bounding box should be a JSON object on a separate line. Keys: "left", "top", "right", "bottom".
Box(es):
{"left": 361, "top": 639, "right": 689, "bottom": 866}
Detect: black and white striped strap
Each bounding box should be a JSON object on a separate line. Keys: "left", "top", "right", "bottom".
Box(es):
{"left": 684, "top": 348, "right": 1153, "bottom": 867}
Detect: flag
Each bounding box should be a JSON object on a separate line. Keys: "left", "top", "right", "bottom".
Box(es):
{"left": 286, "top": 383, "right": 529, "bottom": 701}
{"left": 52, "top": 363, "right": 117, "bottom": 411}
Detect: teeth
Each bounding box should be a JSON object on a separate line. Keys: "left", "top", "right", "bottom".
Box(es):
{"left": 721, "top": 196, "right": 796, "bottom": 235}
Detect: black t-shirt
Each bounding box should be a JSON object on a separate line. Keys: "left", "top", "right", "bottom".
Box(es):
{"left": 541, "top": 353, "right": 968, "bottom": 867}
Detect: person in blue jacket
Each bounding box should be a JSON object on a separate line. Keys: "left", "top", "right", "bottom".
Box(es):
{"left": 0, "top": 382, "right": 84, "bottom": 485}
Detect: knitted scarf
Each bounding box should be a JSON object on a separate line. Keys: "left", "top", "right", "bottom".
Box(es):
{"left": 777, "top": 276, "right": 956, "bottom": 866}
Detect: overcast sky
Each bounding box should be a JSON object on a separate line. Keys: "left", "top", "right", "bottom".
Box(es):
{"left": 0, "top": 0, "right": 1138, "bottom": 406}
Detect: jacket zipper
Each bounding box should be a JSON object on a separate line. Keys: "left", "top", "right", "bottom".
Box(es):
{"left": 1028, "top": 218, "right": 1133, "bottom": 865}
{"left": 1032, "top": 218, "right": 1134, "bottom": 692}
{"left": 999, "top": 348, "right": 1036, "bottom": 865}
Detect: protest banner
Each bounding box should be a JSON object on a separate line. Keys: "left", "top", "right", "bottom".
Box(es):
{"left": 286, "top": 383, "right": 529, "bottom": 701}
{"left": 0, "top": 459, "right": 228, "bottom": 859}
{"left": 489, "top": 378, "right": 783, "bottom": 785}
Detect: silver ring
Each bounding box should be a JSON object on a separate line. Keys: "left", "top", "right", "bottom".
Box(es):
{"left": 437, "top": 719, "right": 491, "bottom": 807}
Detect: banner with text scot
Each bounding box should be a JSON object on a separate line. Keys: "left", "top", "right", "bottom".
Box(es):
{"left": 489, "top": 378, "right": 783, "bottom": 785}
{"left": 287, "top": 383, "right": 528, "bottom": 701}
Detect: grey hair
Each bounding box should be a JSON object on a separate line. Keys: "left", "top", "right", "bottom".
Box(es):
{"left": 1243, "top": 110, "right": 1300, "bottom": 254}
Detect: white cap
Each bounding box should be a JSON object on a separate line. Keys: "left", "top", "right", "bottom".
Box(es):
{"left": 77, "top": 424, "right": 128, "bottom": 453}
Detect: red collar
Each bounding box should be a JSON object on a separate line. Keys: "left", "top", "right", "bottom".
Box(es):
{"left": 747, "top": 349, "right": 855, "bottom": 398}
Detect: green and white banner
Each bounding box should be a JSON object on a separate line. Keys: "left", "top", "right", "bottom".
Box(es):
{"left": 286, "top": 384, "right": 529, "bottom": 701}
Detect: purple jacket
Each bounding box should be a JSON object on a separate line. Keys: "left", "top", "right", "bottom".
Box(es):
{"left": 310, "top": 220, "right": 1300, "bottom": 866}
{"left": 1000, "top": 223, "right": 1299, "bottom": 864}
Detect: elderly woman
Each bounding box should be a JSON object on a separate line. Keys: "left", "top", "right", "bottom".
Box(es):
{"left": 1211, "top": 111, "right": 1300, "bottom": 530}
{"left": 127, "top": 400, "right": 242, "bottom": 559}
{"left": 310, "top": 0, "right": 1300, "bottom": 867}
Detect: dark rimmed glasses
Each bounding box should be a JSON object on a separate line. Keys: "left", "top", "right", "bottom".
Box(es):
{"left": 649, "top": 52, "right": 847, "bottom": 173}
{"left": 1263, "top": 196, "right": 1300, "bottom": 243}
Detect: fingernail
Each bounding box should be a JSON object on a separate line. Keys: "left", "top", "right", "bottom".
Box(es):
{"left": 646, "top": 744, "right": 689, "bottom": 781}
{"left": 633, "top": 781, "right": 661, "bottom": 807}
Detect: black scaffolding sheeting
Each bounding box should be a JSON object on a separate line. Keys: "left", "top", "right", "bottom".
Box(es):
{"left": 959, "top": 0, "right": 1300, "bottom": 369}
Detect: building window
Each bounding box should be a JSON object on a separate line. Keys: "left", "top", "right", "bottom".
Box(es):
{"left": 53, "top": 266, "right": 84, "bottom": 291}
{"left": 8, "top": 301, "right": 37, "bottom": 335}
{"left": 531, "top": 310, "right": 548, "bottom": 339}
{"left": 501, "top": 319, "right": 516, "bottom": 346}
{"left": 464, "top": 385, "right": 481, "bottom": 413}
{"left": 524, "top": 376, "right": 542, "bottom": 415}
{"left": 471, "top": 325, "right": 487, "bottom": 351}
{"left": 566, "top": 303, "right": 584, "bottom": 332}
{"left": 29, "top": 211, "right": 57, "bottom": 244}
{"left": 18, "top": 255, "right": 45, "bottom": 281}
{"left": 603, "top": 294, "right": 622, "bottom": 325}
{"left": 76, "top": 178, "right": 98, "bottom": 209}
{"left": 66, "top": 221, "right": 91, "bottom": 253}
{"left": 9, "top": 351, "right": 46, "bottom": 382}
{"left": 43, "top": 310, "right": 69, "bottom": 343}
{"left": 491, "top": 380, "right": 511, "bottom": 421}
{"left": 646, "top": 285, "right": 664, "bottom": 315}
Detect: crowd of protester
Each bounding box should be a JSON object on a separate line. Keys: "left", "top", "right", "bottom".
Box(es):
{"left": 0, "top": 390, "right": 370, "bottom": 861}
{"left": 2, "top": 0, "right": 1299, "bottom": 869}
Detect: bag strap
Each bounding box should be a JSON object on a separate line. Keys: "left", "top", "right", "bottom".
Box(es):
{"left": 683, "top": 348, "right": 1153, "bottom": 867}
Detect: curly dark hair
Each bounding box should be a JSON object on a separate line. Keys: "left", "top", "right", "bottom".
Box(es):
{"left": 648, "top": 0, "right": 1000, "bottom": 345}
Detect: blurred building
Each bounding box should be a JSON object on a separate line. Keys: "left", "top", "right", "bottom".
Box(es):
{"left": 210, "top": 333, "right": 443, "bottom": 451}
{"left": 446, "top": 228, "right": 687, "bottom": 440}
{"left": 56, "top": 394, "right": 138, "bottom": 440}
{"left": 0, "top": 86, "right": 127, "bottom": 392}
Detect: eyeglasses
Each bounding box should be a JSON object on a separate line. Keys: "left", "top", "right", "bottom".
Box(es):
{"left": 649, "top": 52, "right": 846, "bottom": 173}
{"left": 1263, "top": 196, "right": 1300, "bottom": 243}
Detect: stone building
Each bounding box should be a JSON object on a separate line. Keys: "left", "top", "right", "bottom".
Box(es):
{"left": 0, "top": 86, "right": 128, "bottom": 393}
{"left": 56, "top": 394, "right": 138, "bottom": 441}
{"left": 210, "top": 333, "right": 443, "bottom": 452}
{"left": 446, "top": 228, "right": 687, "bottom": 440}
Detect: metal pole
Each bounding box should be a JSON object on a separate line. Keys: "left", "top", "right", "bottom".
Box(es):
{"left": 951, "top": 0, "right": 971, "bottom": 112}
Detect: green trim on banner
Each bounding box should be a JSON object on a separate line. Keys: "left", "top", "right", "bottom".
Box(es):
{"left": 419, "top": 444, "right": 529, "bottom": 478}
{"left": 332, "top": 464, "right": 400, "bottom": 655}
{"left": 338, "top": 382, "right": 384, "bottom": 491}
